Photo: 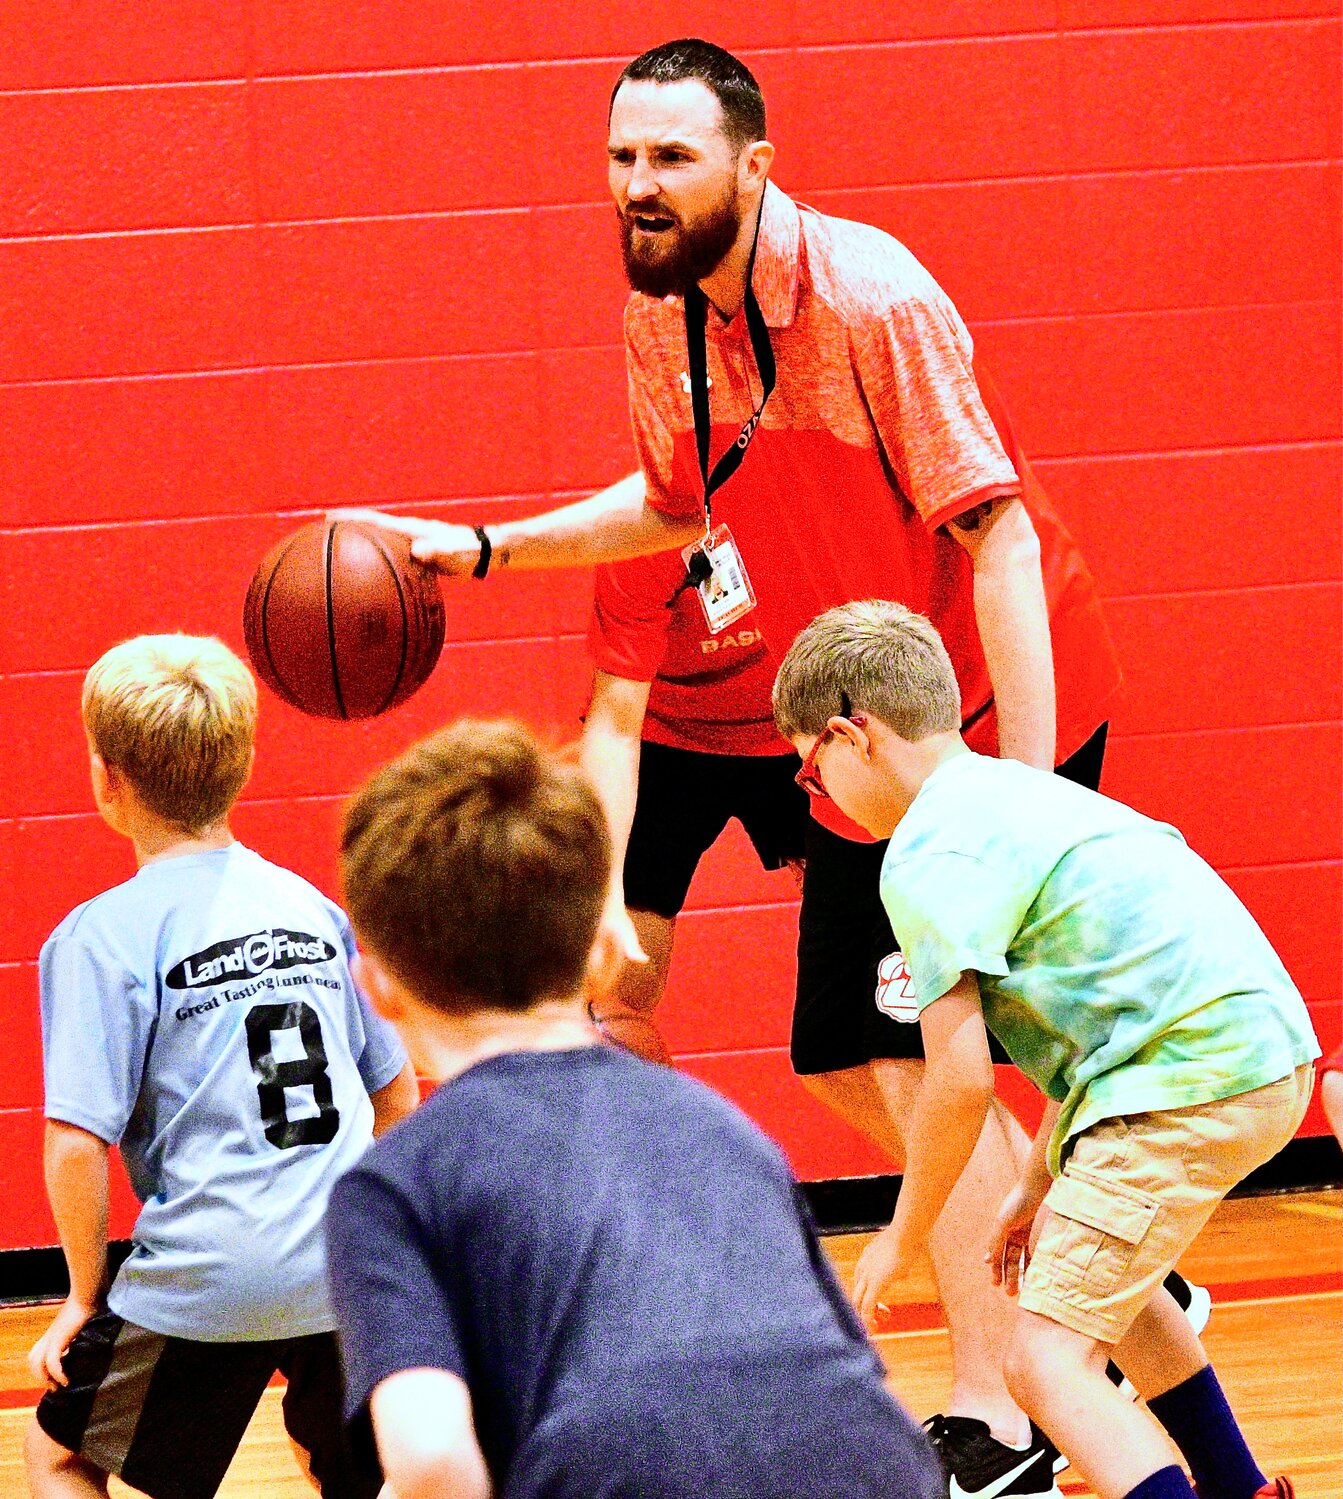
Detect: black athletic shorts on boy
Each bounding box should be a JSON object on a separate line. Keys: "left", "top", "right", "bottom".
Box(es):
{"left": 35, "top": 1311, "right": 380, "bottom": 1499}
{"left": 791, "top": 725, "right": 1110, "bottom": 1077}
{"left": 623, "top": 743, "right": 810, "bottom": 918}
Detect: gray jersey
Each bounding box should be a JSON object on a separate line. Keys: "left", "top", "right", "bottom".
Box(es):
{"left": 40, "top": 843, "right": 407, "bottom": 1342}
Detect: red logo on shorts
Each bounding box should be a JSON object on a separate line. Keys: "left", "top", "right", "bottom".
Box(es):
{"left": 874, "top": 952, "right": 919, "bottom": 1022}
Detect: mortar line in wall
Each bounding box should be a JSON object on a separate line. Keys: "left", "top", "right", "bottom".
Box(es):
{"left": 1109, "top": 718, "right": 1343, "bottom": 743}
{"left": 4, "top": 13, "right": 1332, "bottom": 98}
{"left": 1033, "top": 437, "right": 1341, "bottom": 465}
{"left": 4, "top": 154, "right": 1339, "bottom": 246}
{"left": 0, "top": 493, "right": 610, "bottom": 533}
{"left": 1103, "top": 579, "right": 1340, "bottom": 605}
{"left": 0, "top": 295, "right": 1337, "bottom": 392}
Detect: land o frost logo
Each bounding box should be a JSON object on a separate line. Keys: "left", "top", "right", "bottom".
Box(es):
{"left": 166, "top": 929, "right": 337, "bottom": 991}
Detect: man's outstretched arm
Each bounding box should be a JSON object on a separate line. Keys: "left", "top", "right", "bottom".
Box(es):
{"left": 337, "top": 471, "right": 701, "bottom": 576}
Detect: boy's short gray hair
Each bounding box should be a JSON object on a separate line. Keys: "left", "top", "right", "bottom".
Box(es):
{"left": 773, "top": 600, "right": 961, "bottom": 741}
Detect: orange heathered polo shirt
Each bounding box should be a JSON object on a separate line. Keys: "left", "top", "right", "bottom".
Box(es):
{"left": 591, "top": 182, "right": 1121, "bottom": 804}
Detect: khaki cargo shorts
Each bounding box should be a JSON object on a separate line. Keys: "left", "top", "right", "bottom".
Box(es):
{"left": 1019, "top": 1065, "right": 1314, "bottom": 1343}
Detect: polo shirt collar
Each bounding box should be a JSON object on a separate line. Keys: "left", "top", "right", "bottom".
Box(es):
{"left": 750, "top": 181, "right": 801, "bottom": 330}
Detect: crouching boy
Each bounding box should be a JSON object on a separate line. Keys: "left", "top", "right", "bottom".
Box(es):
{"left": 772, "top": 600, "right": 1318, "bottom": 1499}
{"left": 327, "top": 719, "right": 944, "bottom": 1499}
{"left": 27, "top": 635, "right": 417, "bottom": 1499}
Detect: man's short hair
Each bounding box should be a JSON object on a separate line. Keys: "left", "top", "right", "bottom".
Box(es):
{"left": 773, "top": 601, "right": 962, "bottom": 743}
{"left": 341, "top": 721, "right": 611, "bottom": 1016}
{"left": 82, "top": 634, "right": 256, "bottom": 833}
{"left": 612, "top": 38, "right": 766, "bottom": 147}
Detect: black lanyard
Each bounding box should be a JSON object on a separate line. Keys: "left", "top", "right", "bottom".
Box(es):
{"left": 682, "top": 217, "right": 777, "bottom": 534}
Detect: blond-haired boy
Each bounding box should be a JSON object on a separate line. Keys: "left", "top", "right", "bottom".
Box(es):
{"left": 773, "top": 600, "right": 1317, "bottom": 1499}
{"left": 325, "top": 718, "right": 944, "bottom": 1499}
{"left": 27, "top": 634, "right": 417, "bottom": 1499}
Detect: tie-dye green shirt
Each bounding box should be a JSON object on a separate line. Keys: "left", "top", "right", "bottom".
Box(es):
{"left": 879, "top": 752, "right": 1319, "bottom": 1174}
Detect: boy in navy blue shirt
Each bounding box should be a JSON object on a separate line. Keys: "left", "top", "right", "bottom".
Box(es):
{"left": 328, "top": 719, "right": 943, "bottom": 1499}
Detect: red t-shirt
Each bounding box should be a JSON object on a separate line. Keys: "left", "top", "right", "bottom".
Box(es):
{"left": 590, "top": 182, "right": 1121, "bottom": 833}
{"left": 592, "top": 548, "right": 786, "bottom": 755}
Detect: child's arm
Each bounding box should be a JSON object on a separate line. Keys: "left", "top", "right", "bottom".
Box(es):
{"left": 370, "top": 1368, "right": 493, "bottom": 1499}
{"left": 28, "top": 1121, "right": 111, "bottom": 1388}
{"left": 986, "top": 1098, "right": 1060, "bottom": 1297}
{"left": 370, "top": 1061, "right": 420, "bottom": 1137}
{"left": 852, "top": 973, "right": 994, "bottom": 1324}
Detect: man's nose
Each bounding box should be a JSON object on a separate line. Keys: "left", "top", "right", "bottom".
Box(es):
{"left": 626, "top": 157, "right": 658, "bottom": 202}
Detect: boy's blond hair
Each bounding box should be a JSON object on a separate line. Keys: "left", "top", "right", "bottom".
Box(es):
{"left": 342, "top": 720, "right": 610, "bottom": 1015}
{"left": 773, "top": 600, "right": 961, "bottom": 741}
{"left": 82, "top": 635, "right": 256, "bottom": 833}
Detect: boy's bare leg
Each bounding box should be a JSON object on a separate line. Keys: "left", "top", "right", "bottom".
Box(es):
{"left": 1110, "top": 1284, "right": 1208, "bottom": 1399}
{"left": 803, "top": 1059, "right": 1033, "bottom": 1445}
{"left": 1006, "top": 1310, "right": 1183, "bottom": 1499}
{"left": 24, "top": 1421, "right": 109, "bottom": 1499}
{"left": 591, "top": 910, "right": 675, "bottom": 1064}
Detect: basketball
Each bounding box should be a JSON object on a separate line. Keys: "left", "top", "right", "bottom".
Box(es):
{"left": 243, "top": 519, "right": 446, "bottom": 719}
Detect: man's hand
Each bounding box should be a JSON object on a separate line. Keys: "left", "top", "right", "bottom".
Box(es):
{"left": 329, "top": 509, "right": 487, "bottom": 575}
{"left": 601, "top": 896, "right": 650, "bottom": 969}
{"left": 28, "top": 1296, "right": 98, "bottom": 1390}
{"left": 852, "top": 1225, "right": 912, "bottom": 1327}
{"left": 985, "top": 1178, "right": 1049, "bottom": 1297}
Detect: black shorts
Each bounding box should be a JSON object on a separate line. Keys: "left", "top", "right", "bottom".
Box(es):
{"left": 623, "top": 742, "right": 810, "bottom": 919}
{"left": 791, "top": 725, "right": 1109, "bottom": 1076}
{"left": 35, "top": 1311, "right": 380, "bottom": 1499}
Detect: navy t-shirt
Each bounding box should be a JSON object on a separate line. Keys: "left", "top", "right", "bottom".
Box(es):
{"left": 326, "top": 1045, "right": 940, "bottom": 1499}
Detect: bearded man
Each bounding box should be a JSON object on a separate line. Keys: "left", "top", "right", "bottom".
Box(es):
{"left": 346, "top": 40, "right": 1211, "bottom": 1498}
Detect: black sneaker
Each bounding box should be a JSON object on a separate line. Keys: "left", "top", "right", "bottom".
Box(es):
{"left": 923, "top": 1415, "right": 1063, "bottom": 1499}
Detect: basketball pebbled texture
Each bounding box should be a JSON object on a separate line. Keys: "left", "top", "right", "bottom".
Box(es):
{"left": 244, "top": 520, "right": 446, "bottom": 719}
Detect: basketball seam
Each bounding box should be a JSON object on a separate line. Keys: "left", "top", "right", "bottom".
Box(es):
{"left": 368, "top": 531, "right": 410, "bottom": 716}
{"left": 257, "top": 531, "right": 306, "bottom": 704}
{"left": 324, "top": 523, "right": 349, "bottom": 721}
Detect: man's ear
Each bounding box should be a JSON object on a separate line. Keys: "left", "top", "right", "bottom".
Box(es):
{"left": 740, "top": 138, "right": 775, "bottom": 190}
{"left": 353, "top": 950, "right": 406, "bottom": 1023}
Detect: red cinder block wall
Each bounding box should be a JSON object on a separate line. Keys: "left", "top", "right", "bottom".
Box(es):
{"left": 1, "top": 4, "right": 1339, "bottom": 1249}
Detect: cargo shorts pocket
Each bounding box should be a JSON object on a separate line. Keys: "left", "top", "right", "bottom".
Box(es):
{"left": 1042, "top": 1165, "right": 1160, "bottom": 1297}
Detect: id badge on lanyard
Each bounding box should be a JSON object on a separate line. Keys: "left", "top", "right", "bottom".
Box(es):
{"left": 679, "top": 206, "right": 776, "bottom": 634}
{"left": 681, "top": 523, "right": 757, "bottom": 634}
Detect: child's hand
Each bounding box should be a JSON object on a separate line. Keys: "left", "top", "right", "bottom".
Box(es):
{"left": 986, "top": 1182, "right": 1046, "bottom": 1297}
{"left": 28, "top": 1296, "right": 98, "bottom": 1390}
{"left": 853, "top": 1225, "right": 910, "bottom": 1327}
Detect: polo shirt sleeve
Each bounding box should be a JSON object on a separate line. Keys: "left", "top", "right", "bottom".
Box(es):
{"left": 39, "top": 927, "right": 155, "bottom": 1144}
{"left": 325, "top": 1163, "right": 469, "bottom": 1420}
{"left": 878, "top": 851, "right": 1030, "bottom": 1010}
{"left": 624, "top": 303, "right": 701, "bottom": 524}
{"left": 854, "top": 292, "right": 1021, "bottom": 532}
{"left": 587, "top": 557, "right": 676, "bottom": 683}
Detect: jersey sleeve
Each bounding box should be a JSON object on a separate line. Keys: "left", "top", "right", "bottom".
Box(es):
{"left": 333, "top": 908, "right": 409, "bottom": 1094}
{"left": 878, "top": 852, "right": 1030, "bottom": 1009}
{"left": 325, "top": 1164, "right": 469, "bottom": 1419}
{"left": 854, "top": 292, "right": 1020, "bottom": 532}
{"left": 587, "top": 556, "right": 678, "bottom": 682}
{"left": 39, "top": 929, "right": 156, "bottom": 1144}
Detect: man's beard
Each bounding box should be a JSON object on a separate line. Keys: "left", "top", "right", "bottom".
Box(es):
{"left": 619, "top": 180, "right": 743, "bottom": 299}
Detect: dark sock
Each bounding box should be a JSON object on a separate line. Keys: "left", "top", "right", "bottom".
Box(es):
{"left": 1148, "top": 1366, "right": 1266, "bottom": 1499}
{"left": 1164, "top": 1272, "right": 1193, "bottom": 1312}
{"left": 1124, "top": 1465, "right": 1196, "bottom": 1499}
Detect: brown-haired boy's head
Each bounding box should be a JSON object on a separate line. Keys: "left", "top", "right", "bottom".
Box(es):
{"left": 341, "top": 720, "right": 611, "bottom": 1016}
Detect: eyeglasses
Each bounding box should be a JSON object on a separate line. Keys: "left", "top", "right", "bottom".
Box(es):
{"left": 795, "top": 698, "right": 866, "bottom": 800}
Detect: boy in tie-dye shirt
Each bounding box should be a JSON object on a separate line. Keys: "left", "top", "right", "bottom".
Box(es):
{"left": 773, "top": 599, "right": 1318, "bottom": 1499}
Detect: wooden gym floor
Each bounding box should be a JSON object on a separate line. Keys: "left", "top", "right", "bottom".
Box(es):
{"left": 0, "top": 1190, "right": 1337, "bottom": 1497}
